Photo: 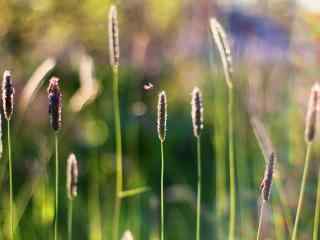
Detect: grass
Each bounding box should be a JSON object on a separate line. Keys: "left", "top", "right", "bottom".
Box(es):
{"left": 7, "top": 119, "right": 13, "bottom": 239}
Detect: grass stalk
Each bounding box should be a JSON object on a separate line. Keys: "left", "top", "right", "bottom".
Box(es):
{"left": 68, "top": 200, "right": 73, "bottom": 240}
{"left": 7, "top": 119, "right": 13, "bottom": 239}
{"left": 228, "top": 86, "right": 236, "bottom": 240}
{"left": 160, "top": 141, "right": 165, "bottom": 240}
{"left": 256, "top": 201, "right": 265, "bottom": 240}
{"left": 313, "top": 168, "right": 320, "bottom": 240}
{"left": 54, "top": 133, "right": 59, "bottom": 240}
{"left": 112, "top": 66, "right": 123, "bottom": 240}
{"left": 196, "top": 137, "right": 201, "bottom": 240}
{"left": 291, "top": 143, "right": 312, "bottom": 240}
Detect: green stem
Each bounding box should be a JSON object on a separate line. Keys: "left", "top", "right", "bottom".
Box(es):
{"left": 161, "top": 141, "right": 165, "bottom": 240}
{"left": 228, "top": 87, "right": 236, "bottom": 240}
{"left": 196, "top": 137, "right": 201, "bottom": 240}
{"left": 54, "top": 133, "right": 59, "bottom": 240}
{"left": 112, "top": 66, "right": 122, "bottom": 240}
{"left": 68, "top": 200, "right": 73, "bottom": 240}
{"left": 119, "top": 187, "right": 150, "bottom": 198}
{"left": 256, "top": 201, "right": 265, "bottom": 240}
{"left": 7, "top": 120, "right": 13, "bottom": 240}
{"left": 313, "top": 168, "right": 320, "bottom": 240}
{"left": 292, "top": 143, "right": 312, "bottom": 240}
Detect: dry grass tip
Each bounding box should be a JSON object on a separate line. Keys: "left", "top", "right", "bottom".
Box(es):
{"left": 47, "top": 77, "right": 62, "bottom": 131}
{"left": 191, "top": 87, "right": 203, "bottom": 137}
{"left": 305, "top": 83, "right": 320, "bottom": 143}
{"left": 260, "top": 152, "right": 275, "bottom": 201}
{"left": 2, "top": 70, "right": 14, "bottom": 120}
{"left": 209, "top": 18, "right": 233, "bottom": 88}
{"left": 67, "top": 153, "right": 78, "bottom": 200}
{"left": 157, "top": 91, "right": 167, "bottom": 142}
{"left": 109, "top": 5, "right": 120, "bottom": 68}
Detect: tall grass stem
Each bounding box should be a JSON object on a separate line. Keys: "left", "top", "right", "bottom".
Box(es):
{"left": 7, "top": 119, "right": 13, "bottom": 239}
{"left": 313, "top": 168, "right": 320, "bottom": 240}
{"left": 112, "top": 66, "right": 123, "bottom": 240}
{"left": 54, "top": 133, "right": 59, "bottom": 240}
{"left": 68, "top": 200, "right": 73, "bottom": 240}
{"left": 196, "top": 137, "right": 201, "bottom": 240}
{"left": 160, "top": 141, "right": 165, "bottom": 240}
{"left": 228, "top": 87, "right": 236, "bottom": 240}
{"left": 292, "top": 143, "right": 312, "bottom": 240}
{"left": 256, "top": 201, "right": 265, "bottom": 240}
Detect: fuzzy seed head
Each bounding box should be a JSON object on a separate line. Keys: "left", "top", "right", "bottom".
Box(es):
{"left": 67, "top": 153, "right": 78, "bottom": 200}
{"left": 209, "top": 18, "right": 233, "bottom": 88}
{"left": 109, "top": 5, "right": 120, "bottom": 68}
{"left": 260, "top": 153, "right": 275, "bottom": 201}
{"left": 2, "top": 70, "right": 14, "bottom": 120}
{"left": 191, "top": 87, "right": 203, "bottom": 137}
{"left": 157, "top": 91, "right": 167, "bottom": 142}
{"left": 47, "top": 77, "right": 62, "bottom": 131}
{"left": 305, "top": 83, "right": 320, "bottom": 143}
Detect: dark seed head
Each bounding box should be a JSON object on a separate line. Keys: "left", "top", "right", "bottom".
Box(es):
{"left": 109, "top": 5, "right": 120, "bottom": 68}
{"left": 67, "top": 153, "right": 78, "bottom": 200}
{"left": 2, "top": 70, "right": 14, "bottom": 120}
{"left": 260, "top": 153, "right": 275, "bottom": 201}
{"left": 191, "top": 87, "right": 203, "bottom": 137}
{"left": 47, "top": 77, "right": 62, "bottom": 131}
{"left": 157, "top": 91, "right": 167, "bottom": 142}
{"left": 305, "top": 83, "right": 320, "bottom": 143}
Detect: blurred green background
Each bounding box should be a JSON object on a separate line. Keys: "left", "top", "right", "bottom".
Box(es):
{"left": 1, "top": 0, "right": 320, "bottom": 239}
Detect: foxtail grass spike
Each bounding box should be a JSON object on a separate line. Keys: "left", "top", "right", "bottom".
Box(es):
{"left": 191, "top": 87, "right": 203, "bottom": 138}
{"left": 2, "top": 70, "right": 14, "bottom": 121}
{"left": 67, "top": 153, "right": 78, "bottom": 200}
{"left": 157, "top": 91, "right": 167, "bottom": 142}
{"left": 305, "top": 83, "right": 320, "bottom": 143}
{"left": 109, "top": 5, "right": 120, "bottom": 68}
{"left": 209, "top": 18, "right": 233, "bottom": 88}
{"left": 47, "top": 77, "right": 62, "bottom": 131}
{"left": 260, "top": 153, "right": 275, "bottom": 201}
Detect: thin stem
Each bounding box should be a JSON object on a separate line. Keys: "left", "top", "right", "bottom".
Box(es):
{"left": 292, "top": 143, "right": 312, "bottom": 240}
{"left": 119, "top": 187, "right": 150, "bottom": 198}
{"left": 112, "top": 66, "right": 123, "bottom": 240}
{"left": 7, "top": 120, "right": 13, "bottom": 239}
{"left": 54, "top": 133, "right": 59, "bottom": 240}
{"left": 313, "top": 168, "right": 320, "bottom": 240}
{"left": 196, "top": 137, "right": 201, "bottom": 240}
{"left": 256, "top": 201, "right": 265, "bottom": 240}
{"left": 68, "top": 200, "right": 73, "bottom": 240}
{"left": 228, "top": 87, "right": 236, "bottom": 240}
{"left": 161, "top": 141, "right": 165, "bottom": 240}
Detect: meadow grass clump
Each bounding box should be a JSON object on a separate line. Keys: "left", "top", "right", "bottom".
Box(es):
{"left": 47, "top": 77, "right": 62, "bottom": 240}
{"left": 191, "top": 87, "right": 203, "bottom": 240}
{"left": 66, "top": 153, "right": 78, "bottom": 240}
{"left": 157, "top": 91, "right": 167, "bottom": 240}
{"left": 209, "top": 17, "right": 236, "bottom": 240}
{"left": 2, "top": 70, "right": 15, "bottom": 239}
{"left": 292, "top": 83, "right": 320, "bottom": 240}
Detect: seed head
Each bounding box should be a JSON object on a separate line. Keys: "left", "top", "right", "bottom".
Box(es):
{"left": 209, "top": 18, "right": 233, "bottom": 88}
{"left": 191, "top": 87, "right": 203, "bottom": 137}
{"left": 305, "top": 83, "right": 320, "bottom": 143}
{"left": 66, "top": 153, "right": 78, "bottom": 200}
{"left": 109, "top": 5, "right": 120, "bottom": 68}
{"left": 47, "top": 77, "right": 62, "bottom": 131}
{"left": 157, "top": 91, "right": 167, "bottom": 142}
{"left": 260, "top": 153, "right": 275, "bottom": 201}
{"left": 121, "top": 230, "right": 134, "bottom": 240}
{"left": 2, "top": 70, "right": 14, "bottom": 120}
